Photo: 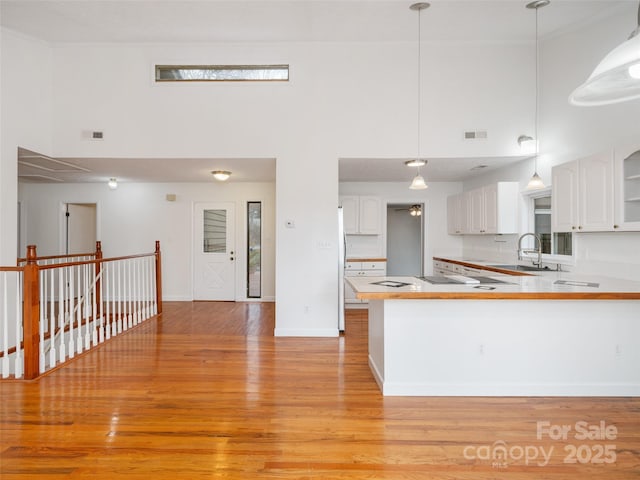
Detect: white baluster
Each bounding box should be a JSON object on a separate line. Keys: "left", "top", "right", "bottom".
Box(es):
{"left": 97, "top": 263, "right": 103, "bottom": 343}
{"left": 49, "top": 268, "right": 56, "bottom": 369}
{"left": 111, "top": 261, "right": 117, "bottom": 338}
{"left": 58, "top": 267, "right": 65, "bottom": 363}
{"left": 68, "top": 266, "right": 75, "bottom": 359}
{"left": 92, "top": 263, "right": 98, "bottom": 345}
{"left": 123, "top": 260, "right": 129, "bottom": 330}
{"left": 84, "top": 264, "right": 91, "bottom": 350}
{"left": 14, "top": 273, "right": 23, "bottom": 379}
{"left": 131, "top": 259, "right": 137, "bottom": 326}
{"left": 76, "top": 266, "right": 82, "bottom": 354}
{"left": 2, "top": 276, "right": 9, "bottom": 378}
{"left": 138, "top": 258, "right": 143, "bottom": 323}
{"left": 105, "top": 262, "right": 111, "bottom": 340}
{"left": 117, "top": 261, "right": 123, "bottom": 334}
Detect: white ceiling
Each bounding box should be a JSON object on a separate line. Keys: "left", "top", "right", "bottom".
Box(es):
{"left": 339, "top": 155, "right": 530, "bottom": 182}
{"left": 4, "top": 0, "right": 632, "bottom": 184}
{"left": 17, "top": 149, "right": 276, "bottom": 183}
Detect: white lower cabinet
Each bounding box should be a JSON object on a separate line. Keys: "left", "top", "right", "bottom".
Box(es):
{"left": 433, "top": 259, "right": 485, "bottom": 276}
{"left": 345, "top": 260, "right": 386, "bottom": 307}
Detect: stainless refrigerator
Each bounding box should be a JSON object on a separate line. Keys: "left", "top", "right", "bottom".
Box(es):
{"left": 338, "top": 206, "right": 345, "bottom": 332}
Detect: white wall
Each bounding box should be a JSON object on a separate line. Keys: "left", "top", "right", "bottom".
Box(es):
{"left": 339, "top": 182, "right": 463, "bottom": 275}
{"left": 0, "top": 29, "right": 53, "bottom": 263}
{"left": 18, "top": 181, "right": 276, "bottom": 301}
{"left": 1, "top": 29, "right": 562, "bottom": 335}
{"left": 460, "top": 4, "right": 640, "bottom": 281}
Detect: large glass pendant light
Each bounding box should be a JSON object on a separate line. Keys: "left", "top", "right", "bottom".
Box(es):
{"left": 408, "top": 2, "right": 429, "bottom": 190}
{"left": 526, "top": 0, "right": 549, "bottom": 191}
{"left": 569, "top": 1, "right": 640, "bottom": 106}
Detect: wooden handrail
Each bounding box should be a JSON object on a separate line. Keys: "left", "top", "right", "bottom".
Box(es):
{"left": 17, "top": 251, "right": 97, "bottom": 265}
{"left": 0, "top": 266, "right": 23, "bottom": 272}
{"left": 2, "top": 241, "right": 162, "bottom": 379}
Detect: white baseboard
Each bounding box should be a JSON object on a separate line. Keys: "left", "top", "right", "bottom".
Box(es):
{"left": 379, "top": 382, "right": 640, "bottom": 397}
{"left": 274, "top": 328, "right": 339, "bottom": 337}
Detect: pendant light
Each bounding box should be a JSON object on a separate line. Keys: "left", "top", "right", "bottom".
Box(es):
{"left": 408, "top": 2, "right": 430, "bottom": 190}
{"left": 569, "top": 1, "right": 640, "bottom": 106}
{"left": 526, "top": 0, "right": 549, "bottom": 191}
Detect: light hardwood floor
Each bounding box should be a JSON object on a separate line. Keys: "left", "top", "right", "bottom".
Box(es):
{"left": 1, "top": 302, "right": 639, "bottom": 479}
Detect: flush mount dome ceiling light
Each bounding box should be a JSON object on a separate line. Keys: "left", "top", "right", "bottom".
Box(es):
{"left": 107, "top": 177, "right": 118, "bottom": 189}
{"left": 407, "top": 2, "right": 430, "bottom": 190}
{"left": 211, "top": 170, "right": 231, "bottom": 181}
{"left": 405, "top": 159, "right": 426, "bottom": 167}
{"left": 569, "top": 1, "right": 640, "bottom": 106}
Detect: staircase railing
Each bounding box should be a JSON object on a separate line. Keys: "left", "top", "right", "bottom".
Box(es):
{"left": 0, "top": 241, "right": 163, "bottom": 380}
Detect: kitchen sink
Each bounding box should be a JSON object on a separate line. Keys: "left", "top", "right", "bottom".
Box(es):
{"left": 487, "top": 264, "right": 550, "bottom": 272}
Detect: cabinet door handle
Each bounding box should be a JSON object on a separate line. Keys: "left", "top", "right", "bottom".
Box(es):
{"left": 578, "top": 226, "right": 583, "bottom": 230}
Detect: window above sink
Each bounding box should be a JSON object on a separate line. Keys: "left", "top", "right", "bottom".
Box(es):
{"left": 522, "top": 187, "right": 574, "bottom": 266}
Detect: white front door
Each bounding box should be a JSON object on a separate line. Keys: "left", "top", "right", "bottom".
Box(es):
{"left": 193, "top": 202, "right": 236, "bottom": 301}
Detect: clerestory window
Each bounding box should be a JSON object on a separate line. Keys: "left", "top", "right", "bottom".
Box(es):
{"left": 155, "top": 65, "right": 289, "bottom": 82}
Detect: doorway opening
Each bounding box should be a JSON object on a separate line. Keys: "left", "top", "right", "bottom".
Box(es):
{"left": 64, "top": 203, "right": 97, "bottom": 254}
{"left": 386, "top": 203, "right": 424, "bottom": 276}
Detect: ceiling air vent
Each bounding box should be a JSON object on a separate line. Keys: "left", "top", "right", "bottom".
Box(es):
{"left": 463, "top": 130, "right": 487, "bottom": 140}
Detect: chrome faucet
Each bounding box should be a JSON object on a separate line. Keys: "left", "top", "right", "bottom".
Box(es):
{"left": 517, "top": 233, "right": 542, "bottom": 267}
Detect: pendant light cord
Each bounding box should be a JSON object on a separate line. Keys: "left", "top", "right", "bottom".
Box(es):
{"left": 417, "top": 7, "right": 422, "bottom": 164}
{"left": 534, "top": 5, "right": 539, "bottom": 171}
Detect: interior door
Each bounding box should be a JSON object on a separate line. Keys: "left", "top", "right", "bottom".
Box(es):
{"left": 193, "top": 202, "right": 236, "bottom": 301}
{"left": 66, "top": 203, "right": 97, "bottom": 254}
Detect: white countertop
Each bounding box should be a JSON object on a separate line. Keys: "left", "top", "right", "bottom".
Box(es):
{"left": 346, "top": 273, "right": 640, "bottom": 299}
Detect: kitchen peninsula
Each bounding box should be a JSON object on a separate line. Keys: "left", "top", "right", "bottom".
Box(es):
{"left": 347, "top": 266, "right": 640, "bottom": 397}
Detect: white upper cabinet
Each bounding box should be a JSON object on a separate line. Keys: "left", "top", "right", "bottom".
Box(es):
{"left": 446, "top": 194, "right": 464, "bottom": 234}
{"left": 340, "top": 195, "right": 381, "bottom": 235}
{"left": 580, "top": 153, "right": 615, "bottom": 231}
{"left": 552, "top": 151, "right": 614, "bottom": 232}
{"left": 552, "top": 160, "right": 579, "bottom": 232}
{"left": 447, "top": 182, "right": 517, "bottom": 235}
{"left": 614, "top": 144, "right": 640, "bottom": 231}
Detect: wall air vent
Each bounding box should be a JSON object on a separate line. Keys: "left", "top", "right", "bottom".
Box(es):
{"left": 463, "top": 130, "right": 488, "bottom": 140}
{"left": 82, "top": 130, "right": 105, "bottom": 140}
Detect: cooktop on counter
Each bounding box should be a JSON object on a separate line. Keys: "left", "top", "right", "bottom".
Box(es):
{"left": 419, "top": 276, "right": 512, "bottom": 285}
